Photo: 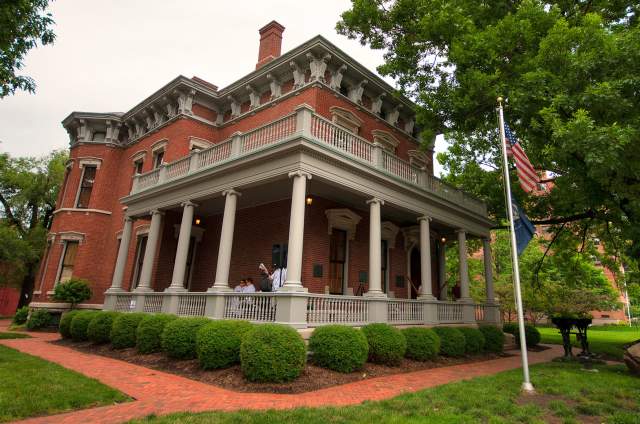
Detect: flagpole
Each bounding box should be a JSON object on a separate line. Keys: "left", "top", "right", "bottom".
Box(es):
{"left": 497, "top": 97, "right": 534, "bottom": 393}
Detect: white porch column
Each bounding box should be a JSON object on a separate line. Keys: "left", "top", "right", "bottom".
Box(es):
{"left": 418, "top": 216, "right": 435, "bottom": 299}
{"left": 166, "top": 201, "right": 197, "bottom": 292}
{"left": 282, "top": 171, "right": 311, "bottom": 291}
{"left": 107, "top": 216, "right": 133, "bottom": 293}
{"left": 365, "top": 198, "right": 385, "bottom": 297}
{"left": 136, "top": 210, "right": 164, "bottom": 292}
{"left": 483, "top": 237, "right": 495, "bottom": 303}
{"left": 210, "top": 189, "right": 241, "bottom": 292}
{"left": 456, "top": 229, "right": 471, "bottom": 301}
{"left": 438, "top": 239, "right": 447, "bottom": 300}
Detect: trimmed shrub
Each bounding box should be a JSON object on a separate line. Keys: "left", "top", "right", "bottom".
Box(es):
{"left": 26, "top": 309, "right": 52, "bottom": 330}
{"left": 458, "top": 327, "right": 486, "bottom": 354}
{"left": 110, "top": 313, "right": 146, "bottom": 349}
{"left": 87, "top": 311, "right": 121, "bottom": 344}
{"left": 515, "top": 325, "right": 541, "bottom": 348}
{"left": 240, "top": 324, "right": 306, "bottom": 382}
{"left": 161, "top": 317, "right": 211, "bottom": 359}
{"left": 361, "top": 323, "right": 407, "bottom": 366}
{"left": 502, "top": 322, "right": 517, "bottom": 335}
{"left": 70, "top": 311, "right": 97, "bottom": 341}
{"left": 478, "top": 325, "right": 505, "bottom": 353}
{"left": 309, "top": 325, "right": 368, "bottom": 373}
{"left": 136, "top": 313, "right": 178, "bottom": 354}
{"left": 13, "top": 306, "right": 29, "bottom": 325}
{"left": 432, "top": 327, "right": 466, "bottom": 357}
{"left": 401, "top": 327, "right": 440, "bottom": 361}
{"left": 59, "top": 310, "right": 81, "bottom": 339}
{"left": 52, "top": 278, "right": 92, "bottom": 307}
{"left": 196, "top": 320, "right": 253, "bottom": 369}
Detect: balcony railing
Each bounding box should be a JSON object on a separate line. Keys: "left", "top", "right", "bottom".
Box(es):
{"left": 131, "top": 107, "right": 487, "bottom": 216}
{"left": 105, "top": 291, "right": 500, "bottom": 327}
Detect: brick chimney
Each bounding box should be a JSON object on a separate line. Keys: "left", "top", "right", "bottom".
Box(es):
{"left": 256, "top": 21, "right": 285, "bottom": 69}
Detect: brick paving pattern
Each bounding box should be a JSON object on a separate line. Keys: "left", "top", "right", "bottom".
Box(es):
{"left": 0, "top": 321, "right": 561, "bottom": 424}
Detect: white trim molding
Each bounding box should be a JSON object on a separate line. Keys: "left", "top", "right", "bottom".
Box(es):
{"left": 381, "top": 221, "right": 400, "bottom": 248}
{"left": 150, "top": 139, "right": 168, "bottom": 153}
{"left": 130, "top": 150, "right": 147, "bottom": 162}
{"left": 372, "top": 129, "right": 400, "bottom": 152}
{"left": 77, "top": 157, "right": 103, "bottom": 169}
{"left": 53, "top": 208, "right": 112, "bottom": 216}
{"left": 325, "top": 208, "right": 362, "bottom": 240}
{"left": 58, "top": 231, "right": 86, "bottom": 242}
{"left": 189, "top": 136, "right": 214, "bottom": 151}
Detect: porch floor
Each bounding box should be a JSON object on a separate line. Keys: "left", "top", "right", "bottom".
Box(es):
{"left": 1, "top": 319, "right": 561, "bottom": 424}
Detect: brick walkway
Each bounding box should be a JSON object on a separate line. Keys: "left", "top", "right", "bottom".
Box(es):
{"left": 0, "top": 320, "right": 562, "bottom": 424}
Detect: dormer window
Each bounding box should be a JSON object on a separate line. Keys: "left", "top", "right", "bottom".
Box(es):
{"left": 329, "top": 106, "right": 362, "bottom": 134}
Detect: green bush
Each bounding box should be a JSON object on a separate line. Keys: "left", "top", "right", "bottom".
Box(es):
{"left": 309, "top": 325, "right": 368, "bottom": 372}
{"left": 70, "top": 311, "right": 97, "bottom": 341}
{"left": 196, "top": 320, "right": 253, "bottom": 369}
{"left": 59, "top": 310, "right": 81, "bottom": 339}
{"left": 12, "top": 306, "right": 29, "bottom": 325}
{"left": 136, "top": 313, "right": 178, "bottom": 354}
{"left": 502, "top": 322, "right": 517, "bottom": 335}
{"left": 161, "top": 317, "right": 211, "bottom": 359}
{"left": 432, "top": 327, "right": 466, "bottom": 357}
{"left": 361, "top": 323, "right": 407, "bottom": 366}
{"left": 240, "top": 324, "right": 306, "bottom": 382}
{"left": 401, "top": 327, "right": 440, "bottom": 361}
{"left": 478, "top": 325, "right": 505, "bottom": 353}
{"left": 458, "top": 327, "right": 486, "bottom": 354}
{"left": 52, "top": 278, "right": 92, "bottom": 307}
{"left": 110, "top": 313, "right": 146, "bottom": 349}
{"left": 26, "top": 309, "right": 52, "bottom": 330}
{"left": 87, "top": 311, "right": 121, "bottom": 344}
{"left": 515, "top": 325, "right": 541, "bottom": 348}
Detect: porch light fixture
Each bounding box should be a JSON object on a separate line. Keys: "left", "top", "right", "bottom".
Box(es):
{"left": 195, "top": 218, "right": 202, "bottom": 225}
{"left": 441, "top": 237, "right": 446, "bottom": 243}
{"left": 306, "top": 196, "right": 313, "bottom": 206}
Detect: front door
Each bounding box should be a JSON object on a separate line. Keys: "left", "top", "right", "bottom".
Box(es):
{"left": 329, "top": 229, "right": 347, "bottom": 294}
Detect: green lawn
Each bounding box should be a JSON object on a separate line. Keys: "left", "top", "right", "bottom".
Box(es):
{"left": 538, "top": 325, "right": 640, "bottom": 360}
{"left": 0, "top": 331, "right": 31, "bottom": 339}
{"left": 0, "top": 345, "right": 129, "bottom": 422}
{"left": 131, "top": 362, "right": 640, "bottom": 424}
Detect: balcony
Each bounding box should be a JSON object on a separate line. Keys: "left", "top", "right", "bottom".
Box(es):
{"left": 131, "top": 107, "right": 487, "bottom": 217}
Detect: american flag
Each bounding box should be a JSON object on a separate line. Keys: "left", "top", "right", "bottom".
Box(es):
{"left": 504, "top": 123, "right": 539, "bottom": 193}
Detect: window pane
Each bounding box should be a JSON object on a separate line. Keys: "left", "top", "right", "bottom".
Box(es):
{"left": 76, "top": 166, "right": 96, "bottom": 208}
{"left": 59, "top": 241, "right": 79, "bottom": 282}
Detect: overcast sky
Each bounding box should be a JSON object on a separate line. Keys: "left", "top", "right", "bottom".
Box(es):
{"left": 0, "top": 0, "right": 447, "bottom": 174}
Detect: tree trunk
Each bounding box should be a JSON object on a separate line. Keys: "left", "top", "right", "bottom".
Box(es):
{"left": 17, "top": 262, "right": 38, "bottom": 309}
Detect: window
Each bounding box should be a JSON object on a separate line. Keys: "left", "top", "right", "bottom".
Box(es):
{"left": 329, "top": 229, "right": 347, "bottom": 295}
{"left": 134, "top": 159, "right": 144, "bottom": 175}
{"left": 75, "top": 165, "right": 97, "bottom": 208}
{"left": 271, "top": 243, "right": 288, "bottom": 269}
{"left": 131, "top": 235, "right": 148, "bottom": 288}
{"left": 57, "top": 241, "right": 79, "bottom": 283}
{"left": 153, "top": 150, "right": 164, "bottom": 169}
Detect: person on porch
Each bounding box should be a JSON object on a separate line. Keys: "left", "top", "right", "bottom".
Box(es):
{"left": 258, "top": 263, "right": 272, "bottom": 292}
{"left": 243, "top": 278, "right": 256, "bottom": 293}
{"left": 271, "top": 264, "right": 286, "bottom": 291}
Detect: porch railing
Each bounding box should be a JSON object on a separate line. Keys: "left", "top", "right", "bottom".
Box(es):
{"left": 130, "top": 107, "right": 487, "bottom": 216}
{"left": 105, "top": 291, "right": 498, "bottom": 327}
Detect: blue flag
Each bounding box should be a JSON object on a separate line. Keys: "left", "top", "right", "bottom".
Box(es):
{"left": 511, "top": 197, "right": 536, "bottom": 256}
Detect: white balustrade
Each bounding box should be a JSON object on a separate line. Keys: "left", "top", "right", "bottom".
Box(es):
{"left": 241, "top": 113, "right": 297, "bottom": 153}
{"left": 143, "top": 295, "right": 164, "bottom": 313}
{"left": 307, "top": 294, "right": 369, "bottom": 326}
{"left": 165, "top": 156, "right": 191, "bottom": 180}
{"left": 198, "top": 139, "right": 233, "bottom": 168}
{"left": 114, "top": 295, "right": 135, "bottom": 312}
{"left": 382, "top": 151, "right": 420, "bottom": 184}
{"left": 437, "top": 302, "right": 464, "bottom": 323}
{"left": 310, "top": 114, "right": 373, "bottom": 163}
{"left": 387, "top": 299, "right": 424, "bottom": 324}
{"left": 135, "top": 169, "right": 160, "bottom": 192}
{"left": 223, "top": 293, "right": 277, "bottom": 322}
{"left": 176, "top": 294, "right": 207, "bottom": 316}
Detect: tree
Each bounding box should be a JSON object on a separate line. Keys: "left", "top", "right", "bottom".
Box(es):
{"left": 337, "top": 0, "right": 640, "bottom": 290}
{"left": 0, "top": 150, "right": 67, "bottom": 307}
{"left": 0, "top": 0, "right": 55, "bottom": 97}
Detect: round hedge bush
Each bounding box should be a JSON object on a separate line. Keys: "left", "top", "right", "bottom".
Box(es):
{"left": 59, "top": 310, "right": 81, "bottom": 339}
{"left": 432, "top": 327, "right": 466, "bottom": 357}
{"left": 196, "top": 320, "right": 253, "bottom": 369}
{"left": 309, "top": 325, "right": 368, "bottom": 373}
{"left": 13, "top": 306, "right": 29, "bottom": 325}
{"left": 478, "top": 325, "right": 505, "bottom": 353}
{"left": 240, "top": 324, "right": 306, "bottom": 382}
{"left": 26, "top": 309, "right": 52, "bottom": 330}
{"left": 401, "top": 327, "right": 440, "bottom": 361}
{"left": 87, "top": 311, "right": 121, "bottom": 344}
{"left": 502, "top": 322, "right": 517, "bottom": 335}
{"left": 110, "top": 313, "right": 146, "bottom": 349}
{"left": 161, "top": 317, "right": 211, "bottom": 359}
{"left": 361, "top": 323, "right": 407, "bottom": 366}
{"left": 136, "top": 313, "right": 178, "bottom": 354}
{"left": 458, "top": 327, "right": 486, "bottom": 354}
{"left": 515, "top": 325, "right": 541, "bottom": 348}
{"left": 70, "top": 311, "right": 97, "bottom": 341}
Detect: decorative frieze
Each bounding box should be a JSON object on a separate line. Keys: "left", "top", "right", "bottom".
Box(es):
{"left": 290, "top": 61, "right": 305, "bottom": 88}
{"left": 306, "top": 52, "right": 331, "bottom": 82}
{"left": 385, "top": 105, "right": 401, "bottom": 126}
{"left": 348, "top": 80, "right": 368, "bottom": 104}
{"left": 246, "top": 85, "right": 261, "bottom": 109}
{"left": 329, "top": 64, "right": 347, "bottom": 90}
{"left": 266, "top": 73, "right": 282, "bottom": 99}
{"left": 227, "top": 96, "right": 241, "bottom": 118}
{"left": 371, "top": 93, "right": 385, "bottom": 115}
{"left": 177, "top": 89, "right": 195, "bottom": 115}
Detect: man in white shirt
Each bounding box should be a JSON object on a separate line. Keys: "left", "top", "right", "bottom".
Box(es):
{"left": 271, "top": 265, "right": 286, "bottom": 291}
